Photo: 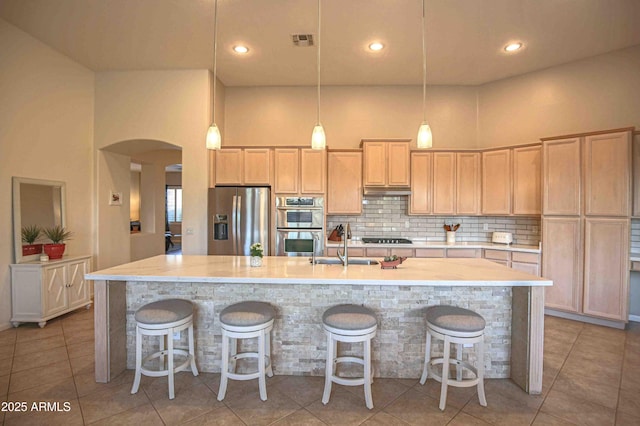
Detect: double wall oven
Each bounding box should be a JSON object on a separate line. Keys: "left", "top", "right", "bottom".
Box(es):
{"left": 275, "top": 197, "right": 324, "bottom": 257}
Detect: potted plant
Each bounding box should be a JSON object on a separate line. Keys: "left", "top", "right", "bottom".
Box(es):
{"left": 250, "top": 242, "right": 264, "bottom": 267}
{"left": 42, "top": 225, "right": 73, "bottom": 259}
{"left": 21, "top": 225, "right": 43, "bottom": 256}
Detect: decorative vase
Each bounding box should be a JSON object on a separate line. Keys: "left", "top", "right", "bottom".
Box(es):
{"left": 22, "top": 243, "right": 43, "bottom": 256}
{"left": 250, "top": 256, "right": 263, "bottom": 267}
{"left": 446, "top": 231, "right": 456, "bottom": 244}
{"left": 43, "top": 243, "right": 66, "bottom": 260}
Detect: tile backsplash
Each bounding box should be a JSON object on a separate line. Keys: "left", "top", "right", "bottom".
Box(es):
{"left": 631, "top": 219, "right": 640, "bottom": 252}
{"left": 327, "top": 195, "right": 541, "bottom": 246}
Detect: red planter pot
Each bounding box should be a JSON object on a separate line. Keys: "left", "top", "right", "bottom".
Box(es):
{"left": 22, "top": 244, "right": 43, "bottom": 256}
{"left": 43, "top": 243, "right": 66, "bottom": 260}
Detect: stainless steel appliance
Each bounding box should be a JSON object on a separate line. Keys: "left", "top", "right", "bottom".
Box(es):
{"left": 362, "top": 237, "right": 412, "bottom": 244}
{"left": 208, "top": 187, "right": 270, "bottom": 255}
{"left": 276, "top": 196, "right": 324, "bottom": 256}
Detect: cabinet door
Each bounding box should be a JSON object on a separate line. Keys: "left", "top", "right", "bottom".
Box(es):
{"left": 513, "top": 145, "right": 541, "bottom": 215}
{"left": 67, "top": 259, "right": 90, "bottom": 308}
{"left": 583, "top": 218, "right": 629, "bottom": 320}
{"left": 433, "top": 152, "right": 456, "bottom": 214}
{"left": 584, "top": 131, "right": 631, "bottom": 217}
{"left": 362, "top": 142, "right": 386, "bottom": 186}
{"left": 511, "top": 261, "right": 539, "bottom": 276}
{"left": 633, "top": 134, "right": 640, "bottom": 217}
{"left": 409, "top": 152, "right": 432, "bottom": 214}
{"left": 446, "top": 249, "right": 480, "bottom": 258}
{"left": 214, "top": 149, "right": 244, "bottom": 185}
{"left": 387, "top": 142, "right": 410, "bottom": 186}
{"left": 327, "top": 151, "right": 362, "bottom": 214}
{"left": 542, "top": 217, "right": 582, "bottom": 313}
{"left": 300, "top": 149, "right": 326, "bottom": 194}
{"left": 243, "top": 149, "right": 271, "bottom": 185}
{"left": 482, "top": 149, "right": 511, "bottom": 215}
{"left": 43, "top": 265, "right": 68, "bottom": 316}
{"left": 456, "top": 152, "right": 481, "bottom": 215}
{"left": 543, "top": 138, "right": 581, "bottom": 215}
{"left": 274, "top": 149, "right": 300, "bottom": 194}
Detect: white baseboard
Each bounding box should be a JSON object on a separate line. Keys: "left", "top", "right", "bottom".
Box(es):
{"left": 629, "top": 314, "right": 640, "bottom": 323}
{"left": 0, "top": 322, "right": 13, "bottom": 332}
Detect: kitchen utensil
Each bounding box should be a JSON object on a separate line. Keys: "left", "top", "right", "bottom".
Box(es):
{"left": 452, "top": 224, "right": 460, "bottom": 231}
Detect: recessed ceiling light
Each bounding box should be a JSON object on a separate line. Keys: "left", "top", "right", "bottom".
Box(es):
{"left": 504, "top": 42, "right": 523, "bottom": 52}
{"left": 369, "top": 42, "right": 384, "bottom": 51}
{"left": 233, "top": 45, "right": 249, "bottom": 54}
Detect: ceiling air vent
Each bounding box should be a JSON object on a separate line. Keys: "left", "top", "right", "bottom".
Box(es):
{"left": 291, "top": 34, "right": 314, "bottom": 47}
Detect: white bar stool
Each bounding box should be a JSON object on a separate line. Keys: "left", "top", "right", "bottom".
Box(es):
{"left": 217, "top": 301, "right": 276, "bottom": 402}
{"left": 130, "top": 299, "right": 199, "bottom": 400}
{"left": 322, "top": 304, "right": 377, "bottom": 410}
{"left": 420, "top": 305, "right": 487, "bottom": 411}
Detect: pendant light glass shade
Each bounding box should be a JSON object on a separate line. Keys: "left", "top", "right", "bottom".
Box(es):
{"left": 311, "top": 124, "right": 326, "bottom": 150}
{"left": 417, "top": 122, "right": 432, "bottom": 149}
{"left": 206, "top": 124, "right": 222, "bottom": 150}
{"left": 311, "top": 0, "right": 326, "bottom": 150}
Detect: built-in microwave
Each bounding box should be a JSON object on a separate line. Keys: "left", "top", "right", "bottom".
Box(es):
{"left": 275, "top": 197, "right": 324, "bottom": 229}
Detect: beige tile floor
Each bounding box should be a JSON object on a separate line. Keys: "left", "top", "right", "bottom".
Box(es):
{"left": 1, "top": 308, "right": 639, "bottom": 425}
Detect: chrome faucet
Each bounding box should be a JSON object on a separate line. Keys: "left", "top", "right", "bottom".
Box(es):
{"left": 337, "top": 223, "right": 350, "bottom": 267}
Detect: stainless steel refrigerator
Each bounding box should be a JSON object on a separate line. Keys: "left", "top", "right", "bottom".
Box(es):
{"left": 208, "top": 187, "right": 270, "bottom": 255}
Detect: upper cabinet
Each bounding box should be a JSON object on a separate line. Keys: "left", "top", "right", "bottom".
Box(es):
{"left": 481, "top": 149, "right": 511, "bottom": 215}
{"left": 428, "top": 152, "right": 480, "bottom": 215}
{"left": 362, "top": 140, "right": 410, "bottom": 187}
{"left": 542, "top": 138, "right": 581, "bottom": 215}
{"left": 633, "top": 131, "right": 640, "bottom": 217}
{"left": 327, "top": 150, "right": 362, "bottom": 214}
{"left": 583, "top": 131, "right": 631, "bottom": 217}
{"left": 274, "top": 148, "right": 326, "bottom": 195}
{"left": 512, "top": 145, "right": 542, "bottom": 215}
{"left": 409, "top": 152, "right": 433, "bottom": 214}
{"left": 212, "top": 148, "right": 271, "bottom": 187}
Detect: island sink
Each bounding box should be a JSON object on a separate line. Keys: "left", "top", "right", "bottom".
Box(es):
{"left": 310, "top": 257, "right": 379, "bottom": 265}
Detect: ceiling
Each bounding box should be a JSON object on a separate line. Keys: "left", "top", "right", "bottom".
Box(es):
{"left": 2, "top": 0, "right": 640, "bottom": 87}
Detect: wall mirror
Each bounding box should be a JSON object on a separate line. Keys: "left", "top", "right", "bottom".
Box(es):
{"left": 12, "top": 177, "right": 66, "bottom": 263}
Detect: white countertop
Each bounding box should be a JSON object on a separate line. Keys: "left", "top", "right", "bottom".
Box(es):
{"left": 325, "top": 240, "right": 541, "bottom": 253}
{"left": 85, "top": 255, "right": 551, "bottom": 287}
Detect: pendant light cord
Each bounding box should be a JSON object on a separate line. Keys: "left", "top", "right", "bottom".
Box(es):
{"left": 212, "top": 0, "right": 218, "bottom": 122}
{"left": 421, "top": 0, "right": 426, "bottom": 122}
{"left": 316, "top": 0, "right": 321, "bottom": 125}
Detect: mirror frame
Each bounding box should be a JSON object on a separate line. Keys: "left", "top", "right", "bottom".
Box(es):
{"left": 12, "top": 177, "right": 67, "bottom": 263}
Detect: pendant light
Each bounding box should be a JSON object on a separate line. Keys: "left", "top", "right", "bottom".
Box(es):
{"left": 206, "top": 0, "right": 222, "bottom": 150}
{"left": 416, "top": 0, "right": 433, "bottom": 149}
{"left": 311, "top": 0, "right": 326, "bottom": 150}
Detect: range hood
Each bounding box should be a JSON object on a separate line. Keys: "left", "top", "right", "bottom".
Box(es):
{"left": 363, "top": 187, "right": 412, "bottom": 196}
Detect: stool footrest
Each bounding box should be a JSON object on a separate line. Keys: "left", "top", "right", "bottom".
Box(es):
{"left": 334, "top": 356, "right": 365, "bottom": 366}
{"left": 140, "top": 349, "right": 195, "bottom": 378}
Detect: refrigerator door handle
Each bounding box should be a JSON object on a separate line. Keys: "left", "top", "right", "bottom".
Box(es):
{"left": 236, "top": 195, "right": 242, "bottom": 254}
{"left": 232, "top": 195, "right": 238, "bottom": 254}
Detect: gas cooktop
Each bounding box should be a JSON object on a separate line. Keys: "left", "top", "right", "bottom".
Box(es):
{"left": 361, "top": 238, "right": 412, "bottom": 244}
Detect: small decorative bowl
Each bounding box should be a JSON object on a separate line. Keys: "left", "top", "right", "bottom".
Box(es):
{"left": 380, "top": 257, "right": 407, "bottom": 269}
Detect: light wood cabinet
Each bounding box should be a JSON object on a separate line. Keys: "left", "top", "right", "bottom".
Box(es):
{"left": 513, "top": 146, "right": 541, "bottom": 215}
{"left": 583, "top": 218, "right": 629, "bottom": 321}
{"left": 409, "top": 152, "right": 432, "bottom": 214}
{"left": 482, "top": 149, "right": 511, "bottom": 215}
{"left": 633, "top": 133, "right": 640, "bottom": 217}
{"left": 542, "top": 217, "right": 582, "bottom": 313}
{"left": 213, "top": 148, "right": 271, "bottom": 186}
{"left": 446, "top": 248, "right": 481, "bottom": 258}
{"left": 274, "top": 148, "right": 326, "bottom": 194}
{"left": 327, "top": 150, "right": 362, "bottom": 214}
{"left": 300, "top": 149, "right": 326, "bottom": 193}
{"left": 456, "top": 152, "right": 481, "bottom": 215}
{"left": 542, "top": 128, "right": 632, "bottom": 323}
{"left": 274, "top": 149, "right": 300, "bottom": 193}
{"left": 583, "top": 132, "right": 631, "bottom": 217}
{"left": 433, "top": 152, "right": 456, "bottom": 214}
{"left": 543, "top": 138, "right": 581, "bottom": 216}
{"left": 362, "top": 140, "right": 410, "bottom": 187}
{"left": 10, "top": 256, "right": 92, "bottom": 328}
{"left": 484, "top": 249, "right": 541, "bottom": 275}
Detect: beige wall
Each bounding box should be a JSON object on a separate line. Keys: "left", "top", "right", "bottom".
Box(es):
{"left": 224, "top": 85, "right": 478, "bottom": 149}
{"left": 94, "top": 70, "right": 213, "bottom": 268}
{"left": 0, "top": 19, "right": 94, "bottom": 330}
{"left": 477, "top": 45, "right": 640, "bottom": 147}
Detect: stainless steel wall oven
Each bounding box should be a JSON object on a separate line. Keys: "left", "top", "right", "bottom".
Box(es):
{"left": 275, "top": 197, "right": 324, "bottom": 256}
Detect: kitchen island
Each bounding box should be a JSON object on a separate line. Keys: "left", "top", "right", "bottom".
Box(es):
{"left": 86, "top": 255, "right": 551, "bottom": 394}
